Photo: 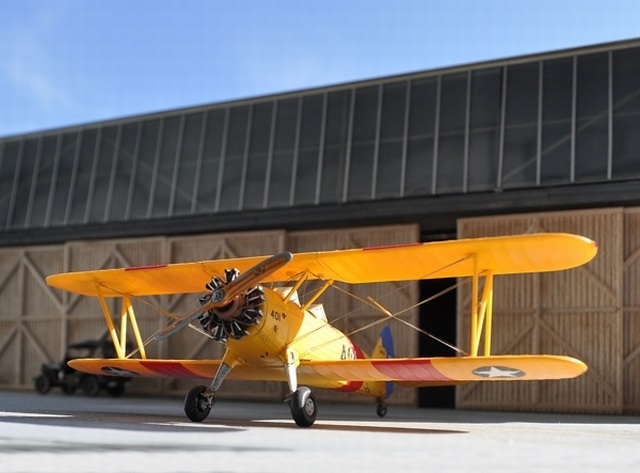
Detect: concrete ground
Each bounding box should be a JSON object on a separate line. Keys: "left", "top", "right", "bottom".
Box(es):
{"left": 1, "top": 390, "right": 639, "bottom": 473}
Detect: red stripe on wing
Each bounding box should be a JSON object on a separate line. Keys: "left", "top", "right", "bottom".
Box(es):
{"left": 140, "top": 360, "right": 200, "bottom": 378}
{"left": 372, "top": 359, "right": 452, "bottom": 382}
{"left": 124, "top": 264, "right": 169, "bottom": 271}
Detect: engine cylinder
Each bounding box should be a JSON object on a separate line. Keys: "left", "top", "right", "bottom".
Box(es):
{"left": 198, "top": 273, "right": 265, "bottom": 342}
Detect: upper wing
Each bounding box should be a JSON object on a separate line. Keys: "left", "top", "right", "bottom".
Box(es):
{"left": 47, "top": 233, "right": 597, "bottom": 297}
{"left": 68, "top": 354, "right": 587, "bottom": 386}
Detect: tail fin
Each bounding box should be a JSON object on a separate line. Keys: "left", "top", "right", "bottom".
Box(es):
{"left": 372, "top": 326, "right": 395, "bottom": 358}
{"left": 372, "top": 326, "right": 395, "bottom": 398}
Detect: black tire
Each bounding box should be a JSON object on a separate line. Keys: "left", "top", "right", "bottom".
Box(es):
{"left": 34, "top": 375, "right": 51, "bottom": 395}
{"left": 290, "top": 386, "right": 317, "bottom": 427}
{"left": 376, "top": 404, "right": 388, "bottom": 417}
{"left": 184, "top": 385, "right": 213, "bottom": 422}
{"left": 80, "top": 375, "right": 101, "bottom": 397}
{"left": 107, "top": 384, "right": 125, "bottom": 397}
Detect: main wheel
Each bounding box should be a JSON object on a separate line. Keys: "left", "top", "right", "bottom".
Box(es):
{"left": 80, "top": 375, "right": 100, "bottom": 397}
{"left": 34, "top": 375, "right": 51, "bottom": 395}
{"left": 376, "top": 403, "right": 388, "bottom": 417}
{"left": 289, "top": 386, "right": 317, "bottom": 427}
{"left": 184, "top": 385, "right": 213, "bottom": 422}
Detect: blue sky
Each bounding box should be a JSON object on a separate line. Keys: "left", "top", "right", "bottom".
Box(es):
{"left": 1, "top": 0, "right": 640, "bottom": 138}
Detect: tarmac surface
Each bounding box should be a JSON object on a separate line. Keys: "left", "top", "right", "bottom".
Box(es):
{"left": 1, "top": 390, "right": 639, "bottom": 473}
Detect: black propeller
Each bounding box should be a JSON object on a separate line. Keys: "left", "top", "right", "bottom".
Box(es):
{"left": 155, "top": 252, "right": 292, "bottom": 341}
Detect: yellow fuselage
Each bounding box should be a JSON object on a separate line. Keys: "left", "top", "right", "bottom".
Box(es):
{"left": 225, "top": 287, "right": 385, "bottom": 398}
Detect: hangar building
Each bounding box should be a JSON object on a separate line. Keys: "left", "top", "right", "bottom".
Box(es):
{"left": 1, "top": 38, "right": 639, "bottom": 414}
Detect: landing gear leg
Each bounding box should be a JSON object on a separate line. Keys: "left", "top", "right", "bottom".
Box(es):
{"left": 283, "top": 349, "right": 317, "bottom": 427}
{"left": 184, "top": 352, "right": 238, "bottom": 423}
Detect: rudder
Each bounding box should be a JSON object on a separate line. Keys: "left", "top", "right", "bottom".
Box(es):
{"left": 371, "top": 326, "right": 395, "bottom": 399}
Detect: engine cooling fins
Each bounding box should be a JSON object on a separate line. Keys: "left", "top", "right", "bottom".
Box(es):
{"left": 199, "top": 275, "right": 265, "bottom": 342}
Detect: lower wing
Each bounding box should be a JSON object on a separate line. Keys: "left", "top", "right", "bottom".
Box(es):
{"left": 300, "top": 355, "right": 586, "bottom": 386}
{"left": 69, "top": 354, "right": 586, "bottom": 388}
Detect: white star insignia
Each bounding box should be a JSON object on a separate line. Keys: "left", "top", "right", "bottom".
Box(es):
{"left": 472, "top": 366, "right": 525, "bottom": 379}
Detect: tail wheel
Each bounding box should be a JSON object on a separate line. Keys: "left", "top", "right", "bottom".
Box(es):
{"left": 184, "top": 385, "right": 214, "bottom": 422}
{"left": 289, "top": 386, "right": 317, "bottom": 428}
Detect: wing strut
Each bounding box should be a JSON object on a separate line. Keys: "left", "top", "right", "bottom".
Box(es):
{"left": 95, "top": 285, "right": 147, "bottom": 359}
{"left": 469, "top": 254, "right": 494, "bottom": 357}
{"left": 300, "top": 279, "right": 334, "bottom": 311}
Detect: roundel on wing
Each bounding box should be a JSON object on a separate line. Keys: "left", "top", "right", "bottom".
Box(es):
{"left": 472, "top": 366, "right": 526, "bottom": 379}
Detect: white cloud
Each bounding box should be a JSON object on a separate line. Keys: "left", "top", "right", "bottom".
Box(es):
{"left": 5, "top": 43, "right": 69, "bottom": 108}
{"left": 1, "top": 5, "right": 74, "bottom": 113}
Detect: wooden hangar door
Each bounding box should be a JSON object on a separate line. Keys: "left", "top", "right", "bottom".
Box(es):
{"left": 0, "top": 245, "right": 65, "bottom": 390}
{"left": 623, "top": 208, "right": 640, "bottom": 414}
{"left": 457, "top": 209, "right": 623, "bottom": 414}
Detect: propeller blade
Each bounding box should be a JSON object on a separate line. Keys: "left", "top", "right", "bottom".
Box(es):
{"left": 155, "top": 304, "right": 207, "bottom": 341}
{"left": 154, "top": 252, "right": 292, "bottom": 341}
{"left": 211, "top": 252, "right": 292, "bottom": 307}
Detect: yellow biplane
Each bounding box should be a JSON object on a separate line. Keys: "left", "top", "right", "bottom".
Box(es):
{"left": 46, "top": 233, "right": 597, "bottom": 427}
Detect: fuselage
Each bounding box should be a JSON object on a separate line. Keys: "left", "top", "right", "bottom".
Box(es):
{"left": 223, "top": 286, "right": 385, "bottom": 397}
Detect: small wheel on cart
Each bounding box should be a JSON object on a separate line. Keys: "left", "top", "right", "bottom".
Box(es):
{"left": 80, "top": 375, "right": 101, "bottom": 397}
{"left": 107, "top": 384, "right": 125, "bottom": 397}
{"left": 34, "top": 375, "right": 51, "bottom": 395}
